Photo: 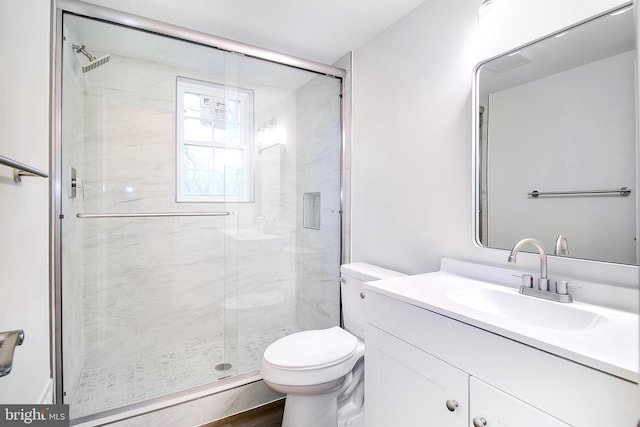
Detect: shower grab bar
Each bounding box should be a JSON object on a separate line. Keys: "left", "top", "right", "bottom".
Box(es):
{"left": 77, "top": 212, "right": 232, "bottom": 218}
{"left": 0, "top": 154, "right": 49, "bottom": 183}
{"left": 528, "top": 187, "right": 631, "bottom": 198}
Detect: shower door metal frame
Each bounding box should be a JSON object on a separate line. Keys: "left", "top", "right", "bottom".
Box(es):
{"left": 50, "top": 0, "right": 350, "bottom": 413}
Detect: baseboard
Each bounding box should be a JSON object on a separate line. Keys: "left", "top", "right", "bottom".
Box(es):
{"left": 201, "top": 399, "right": 285, "bottom": 427}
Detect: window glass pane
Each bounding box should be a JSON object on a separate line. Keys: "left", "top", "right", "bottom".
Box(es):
{"left": 183, "top": 92, "right": 201, "bottom": 118}
{"left": 227, "top": 99, "right": 240, "bottom": 123}
{"left": 213, "top": 128, "right": 226, "bottom": 144}
{"left": 183, "top": 145, "right": 244, "bottom": 197}
{"left": 212, "top": 99, "right": 226, "bottom": 129}
{"left": 184, "top": 117, "right": 213, "bottom": 143}
{"left": 225, "top": 100, "right": 241, "bottom": 146}
{"left": 183, "top": 145, "right": 214, "bottom": 195}
{"left": 214, "top": 147, "right": 243, "bottom": 197}
{"left": 177, "top": 77, "right": 254, "bottom": 202}
{"left": 184, "top": 144, "right": 213, "bottom": 169}
{"left": 184, "top": 170, "right": 216, "bottom": 196}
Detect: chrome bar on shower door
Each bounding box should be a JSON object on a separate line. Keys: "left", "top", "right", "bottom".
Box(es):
{"left": 528, "top": 187, "right": 631, "bottom": 198}
{"left": 76, "top": 212, "right": 232, "bottom": 218}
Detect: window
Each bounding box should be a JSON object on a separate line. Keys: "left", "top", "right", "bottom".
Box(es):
{"left": 176, "top": 77, "right": 254, "bottom": 202}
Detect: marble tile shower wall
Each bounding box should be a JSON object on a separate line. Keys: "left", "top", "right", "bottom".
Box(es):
{"left": 295, "top": 75, "right": 342, "bottom": 331}
{"left": 75, "top": 53, "right": 305, "bottom": 372}
{"left": 233, "top": 91, "right": 299, "bottom": 341}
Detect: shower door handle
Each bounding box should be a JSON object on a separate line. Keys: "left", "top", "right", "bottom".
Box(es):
{"left": 77, "top": 212, "right": 233, "bottom": 218}
{"left": 0, "top": 330, "right": 25, "bottom": 377}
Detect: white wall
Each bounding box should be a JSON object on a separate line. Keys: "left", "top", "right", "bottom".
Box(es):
{"left": 352, "top": 0, "right": 479, "bottom": 275}
{"left": 0, "top": 0, "right": 51, "bottom": 403}
{"left": 351, "top": 0, "right": 639, "bottom": 288}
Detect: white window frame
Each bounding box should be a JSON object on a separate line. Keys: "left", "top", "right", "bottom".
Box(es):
{"left": 176, "top": 76, "right": 254, "bottom": 203}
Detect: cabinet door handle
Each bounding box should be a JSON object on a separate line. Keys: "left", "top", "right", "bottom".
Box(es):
{"left": 472, "top": 417, "right": 487, "bottom": 427}
{"left": 445, "top": 400, "right": 458, "bottom": 412}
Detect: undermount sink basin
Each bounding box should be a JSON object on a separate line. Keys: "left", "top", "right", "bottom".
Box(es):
{"left": 447, "top": 287, "right": 609, "bottom": 331}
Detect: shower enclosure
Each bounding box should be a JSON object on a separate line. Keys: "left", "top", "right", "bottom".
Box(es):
{"left": 55, "top": 3, "right": 345, "bottom": 423}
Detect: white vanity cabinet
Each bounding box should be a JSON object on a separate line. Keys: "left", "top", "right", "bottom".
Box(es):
{"left": 365, "top": 289, "right": 638, "bottom": 427}
{"left": 366, "top": 326, "right": 571, "bottom": 427}
{"left": 366, "top": 326, "right": 468, "bottom": 426}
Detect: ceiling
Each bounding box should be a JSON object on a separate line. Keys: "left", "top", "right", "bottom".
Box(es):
{"left": 82, "top": 0, "right": 429, "bottom": 65}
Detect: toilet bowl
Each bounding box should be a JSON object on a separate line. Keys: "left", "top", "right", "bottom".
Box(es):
{"left": 261, "top": 263, "right": 405, "bottom": 427}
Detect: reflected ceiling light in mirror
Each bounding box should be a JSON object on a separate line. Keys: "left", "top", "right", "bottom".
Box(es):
{"left": 479, "top": 0, "right": 497, "bottom": 16}
{"left": 611, "top": 5, "right": 634, "bottom": 16}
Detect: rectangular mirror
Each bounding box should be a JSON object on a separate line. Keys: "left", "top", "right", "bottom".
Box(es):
{"left": 474, "top": 3, "right": 638, "bottom": 265}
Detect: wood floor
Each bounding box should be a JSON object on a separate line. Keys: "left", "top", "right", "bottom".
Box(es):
{"left": 201, "top": 400, "right": 284, "bottom": 427}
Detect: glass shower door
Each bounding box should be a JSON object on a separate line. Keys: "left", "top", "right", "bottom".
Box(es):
{"left": 230, "top": 54, "right": 343, "bottom": 363}
{"left": 60, "top": 14, "right": 242, "bottom": 419}
{"left": 58, "top": 9, "right": 343, "bottom": 422}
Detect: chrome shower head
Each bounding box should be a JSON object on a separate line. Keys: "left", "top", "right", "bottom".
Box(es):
{"left": 72, "top": 44, "right": 110, "bottom": 73}
{"left": 82, "top": 54, "right": 110, "bottom": 73}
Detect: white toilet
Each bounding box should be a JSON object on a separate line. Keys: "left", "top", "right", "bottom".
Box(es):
{"left": 261, "top": 263, "right": 405, "bottom": 427}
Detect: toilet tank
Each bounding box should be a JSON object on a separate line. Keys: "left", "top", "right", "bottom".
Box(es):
{"left": 340, "top": 262, "right": 405, "bottom": 340}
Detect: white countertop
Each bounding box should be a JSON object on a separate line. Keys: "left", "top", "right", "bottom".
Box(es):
{"left": 364, "top": 270, "right": 639, "bottom": 383}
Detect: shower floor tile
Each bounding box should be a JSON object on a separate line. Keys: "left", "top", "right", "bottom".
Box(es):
{"left": 69, "top": 327, "right": 298, "bottom": 420}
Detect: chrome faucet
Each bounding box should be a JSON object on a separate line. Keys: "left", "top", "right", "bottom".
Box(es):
{"left": 554, "top": 234, "right": 569, "bottom": 256}
{"left": 508, "top": 238, "right": 549, "bottom": 291}
{"left": 507, "top": 238, "right": 574, "bottom": 303}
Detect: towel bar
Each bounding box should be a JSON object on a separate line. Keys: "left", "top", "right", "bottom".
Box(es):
{"left": 0, "top": 155, "right": 48, "bottom": 182}
{"left": 0, "top": 330, "right": 25, "bottom": 378}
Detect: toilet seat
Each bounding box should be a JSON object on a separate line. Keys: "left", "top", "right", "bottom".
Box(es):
{"left": 262, "top": 327, "right": 365, "bottom": 387}
{"left": 264, "top": 327, "right": 358, "bottom": 369}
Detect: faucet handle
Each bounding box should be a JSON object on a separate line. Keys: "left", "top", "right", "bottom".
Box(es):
{"left": 556, "top": 280, "right": 582, "bottom": 295}
{"left": 512, "top": 274, "right": 534, "bottom": 288}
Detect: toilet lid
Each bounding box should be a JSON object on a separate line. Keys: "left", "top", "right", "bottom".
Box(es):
{"left": 264, "top": 327, "right": 358, "bottom": 369}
